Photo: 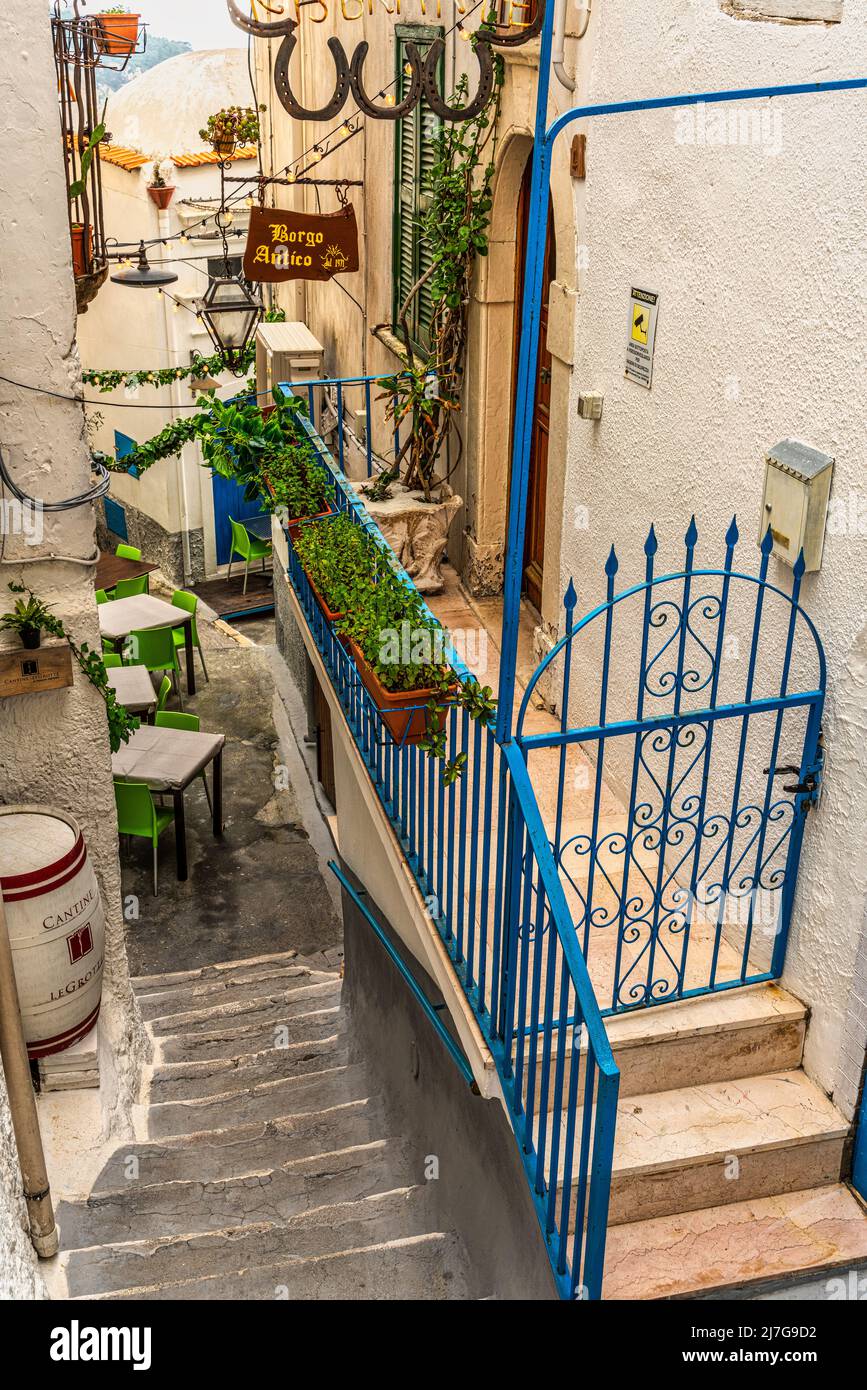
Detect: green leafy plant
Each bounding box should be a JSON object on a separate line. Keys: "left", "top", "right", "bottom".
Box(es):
{"left": 264, "top": 439, "right": 333, "bottom": 521}
{"left": 199, "top": 106, "right": 262, "bottom": 150}
{"left": 69, "top": 101, "right": 108, "bottom": 202}
{"left": 3, "top": 583, "right": 138, "bottom": 752}
{"left": 0, "top": 587, "right": 56, "bottom": 648}
{"left": 371, "top": 45, "right": 503, "bottom": 503}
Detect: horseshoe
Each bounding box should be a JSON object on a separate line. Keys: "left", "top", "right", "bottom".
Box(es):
{"left": 422, "top": 39, "right": 495, "bottom": 122}
{"left": 225, "top": 1, "right": 296, "bottom": 36}
{"left": 274, "top": 33, "right": 351, "bottom": 122}
{"left": 349, "top": 41, "right": 423, "bottom": 120}
{"left": 486, "top": 0, "right": 546, "bottom": 47}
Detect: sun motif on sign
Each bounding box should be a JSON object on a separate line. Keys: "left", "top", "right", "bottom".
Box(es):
{"left": 322, "top": 243, "right": 349, "bottom": 270}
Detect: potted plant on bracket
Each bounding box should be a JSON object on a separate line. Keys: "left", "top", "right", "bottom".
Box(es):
{"left": 199, "top": 106, "right": 262, "bottom": 158}
{"left": 0, "top": 587, "right": 57, "bottom": 650}
{"left": 145, "top": 157, "right": 176, "bottom": 209}
{"left": 94, "top": 8, "right": 141, "bottom": 57}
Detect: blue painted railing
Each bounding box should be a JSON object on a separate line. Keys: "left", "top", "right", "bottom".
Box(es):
{"left": 280, "top": 395, "right": 619, "bottom": 1300}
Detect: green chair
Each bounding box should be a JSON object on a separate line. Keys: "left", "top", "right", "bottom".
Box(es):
{"left": 116, "top": 544, "right": 142, "bottom": 562}
{"left": 156, "top": 675, "right": 172, "bottom": 713}
{"left": 103, "top": 653, "right": 123, "bottom": 669}
{"left": 170, "top": 589, "right": 208, "bottom": 683}
{"left": 228, "top": 517, "right": 271, "bottom": 595}
{"left": 114, "top": 778, "right": 175, "bottom": 897}
{"left": 156, "top": 710, "right": 212, "bottom": 812}
{"left": 115, "top": 575, "right": 149, "bottom": 600}
{"left": 102, "top": 639, "right": 118, "bottom": 658}
{"left": 127, "top": 627, "right": 183, "bottom": 709}
{"left": 96, "top": 589, "right": 110, "bottom": 605}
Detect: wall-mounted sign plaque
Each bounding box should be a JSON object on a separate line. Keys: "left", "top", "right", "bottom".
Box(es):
{"left": 243, "top": 205, "right": 360, "bottom": 283}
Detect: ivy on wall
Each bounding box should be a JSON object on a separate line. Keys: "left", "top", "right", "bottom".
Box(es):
{"left": 82, "top": 308, "right": 286, "bottom": 394}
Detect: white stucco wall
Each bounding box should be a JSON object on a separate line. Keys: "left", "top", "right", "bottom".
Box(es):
{"left": 0, "top": 6, "right": 145, "bottom": 1296}
{"left": 559, "top": 0, "right": 866, "bottom": 1104}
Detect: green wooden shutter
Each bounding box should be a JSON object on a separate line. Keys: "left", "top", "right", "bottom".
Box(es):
{"left": 393, "top": 26, "right": 443, "bottom": 353}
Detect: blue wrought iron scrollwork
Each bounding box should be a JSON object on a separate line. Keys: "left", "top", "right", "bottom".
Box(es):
{"left": 515, "top": 517, "right": 826, "bottom": 1015}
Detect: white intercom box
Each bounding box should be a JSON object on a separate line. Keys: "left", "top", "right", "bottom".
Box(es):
{"left": 759, "top": 439, "right": 834, "bottom": 572}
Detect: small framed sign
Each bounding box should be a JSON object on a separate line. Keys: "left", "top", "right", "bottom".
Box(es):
{"left": 625, "top": 287, "right": 660, "bottom": 389}
{"left": 0, "top": 642, "right": 74, "bottom": 699}
{"left": 244, "top": 205, "right": 360, "bottom": 283}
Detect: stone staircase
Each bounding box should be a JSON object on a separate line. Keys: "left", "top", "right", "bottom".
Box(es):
{"left": 596, "top": 983, "right": 867, "bottom": 1298}
{"left": 55, "top": 953, "right": 472, "bottom": 1301}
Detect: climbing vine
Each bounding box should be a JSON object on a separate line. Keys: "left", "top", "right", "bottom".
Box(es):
{"left": 82, "top": 308, "right": 286, "bottom": 394}
{"left": 371, "top": 36, "right": 504, "bottom": 504}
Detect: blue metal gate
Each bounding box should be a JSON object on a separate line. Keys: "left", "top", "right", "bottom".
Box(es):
{"left": 512, "top": 519, "right": 825, "bottom": 1015}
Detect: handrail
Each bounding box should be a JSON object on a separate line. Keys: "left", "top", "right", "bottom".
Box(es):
{"left": 328, "top": 860, "right": 477, "bottom": 1089}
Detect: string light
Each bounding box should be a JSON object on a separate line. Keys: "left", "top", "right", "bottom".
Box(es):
{"left": 384, "top": 94, "right": 396, "bottom": 107}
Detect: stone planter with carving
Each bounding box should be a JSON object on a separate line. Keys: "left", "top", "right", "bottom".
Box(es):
{"left": 363, "top": 483, "right": 461, "bottom": 596}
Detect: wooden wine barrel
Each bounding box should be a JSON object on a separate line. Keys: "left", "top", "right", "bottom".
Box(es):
{"left": 0, "top": 807, "right": 105, "bottom": 1059}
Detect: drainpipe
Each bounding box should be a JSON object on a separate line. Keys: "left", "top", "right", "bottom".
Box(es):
{"left": 553, "top": 0, "right": 591, "bottom": 93}
{"left": 159, "top": 205, "right": 193, "bottom": 586}
{"left": 0, "top": 887, "right": 58, "bottom": 1258}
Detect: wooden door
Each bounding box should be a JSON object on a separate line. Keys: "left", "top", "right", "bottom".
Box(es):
{"left": 512, "top": 155, "right": 556, "bottom": 612}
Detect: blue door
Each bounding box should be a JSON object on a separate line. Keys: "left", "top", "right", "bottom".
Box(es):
{"left": 211, "top": 470, "right": 268, "bottom": 567}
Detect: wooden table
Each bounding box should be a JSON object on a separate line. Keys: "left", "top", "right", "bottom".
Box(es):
{"left": 98, "top": 594, "right": 197, "bottom": 696}
{"left": 107, "top": 665, "right": 157, "bottom": 718}
{"left": 96, "top": 551, "right": 160, "bottom": 593}
{"left": 112, "top": 724, "right": 225, "bottom": 881}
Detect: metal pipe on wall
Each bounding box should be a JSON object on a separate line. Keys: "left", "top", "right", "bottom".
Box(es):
{"left": 0, "top": 887, "right": 58, "bottom": 1258}
{"left": 553, "top": 0, "right": 592, "bottom": 93}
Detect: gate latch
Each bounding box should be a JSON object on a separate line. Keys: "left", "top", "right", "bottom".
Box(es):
{"left": 764, "top": 733, "right": 825, "bottom": 809}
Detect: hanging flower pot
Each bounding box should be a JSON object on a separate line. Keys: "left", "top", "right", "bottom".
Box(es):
{"left": 214, "top": 138, "right": 237, "bottom": 158}
{"left": 94, "top": 12, "right": 141, "bottom": 57}
{"left": 147, "top": 184, "right": 176, "bottom": 209}
{"left": 347, "top": 640, "right": 455, "bottom": 747}
{"left": 70, "top": 222, "right": 93, "bottom": 277}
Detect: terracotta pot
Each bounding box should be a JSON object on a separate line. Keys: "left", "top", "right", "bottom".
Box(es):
{"left": 285, "top": 502, "right": 338, "bottom": 541}
{"left": 348, "top": 639, "right": 453, "bottom": 747}
{"left": 70, "top": 222, "right": 92, "bottom": 277}
{"left": 303, "top": 570, "right": 346, "bottom": 626}
{"left": 95, "top": 13, "right": 140, "bottom": 56}
{"left": 147, "top": 185, "right": 175, "bottom": 209}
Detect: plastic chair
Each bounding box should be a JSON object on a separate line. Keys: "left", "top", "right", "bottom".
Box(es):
{"left": 96, "top": 589, "right": 110, "bottom": 605}
{"left": 155, "top": 675, "right": 172, "bottom": 713}
{"left": 116, "top": 544, "right": 142, "bottom": 562}
{"left": 103, "top": 653, "right": 123, "bottom": 669}
{"left": 115, "top": 575, "right": 149, "bottom": 600}
{"left": 114, "top": 778, "right": 175, "bottom": 897}
{"left": 170, "top": 590, "right": 208, "bottom": 682}
{"left": 155, "top": 710, "right": 212, "bottom": 812}
{"left": 228, "top": 516, "right": 271, "bottom": 595}
{"left": 127, "top": 627, "right": 183, "bottom": 709}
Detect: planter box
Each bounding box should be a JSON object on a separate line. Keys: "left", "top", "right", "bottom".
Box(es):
{"left": 348, "top": 639, "right": 453, "bottom": 747}
{"left": 304, "top": 570, "right": 346, "bottom": 626}
{"left": 285, "top": 502, "right": 338, "bottom": 541}
{"left": 95, "top": 12, "right": 140, "bottom": 56}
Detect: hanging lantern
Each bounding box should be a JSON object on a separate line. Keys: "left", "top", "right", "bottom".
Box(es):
{"left": 110, "top": 241, "right": 178, "bottom": 289}
{"left": 197, "top": 274, "right": 263, "bottom": 371}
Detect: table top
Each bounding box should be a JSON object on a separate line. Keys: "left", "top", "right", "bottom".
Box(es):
{"left": 98, "top": 594, "right": 190, "bottom": 640}
{"left": 107, "top": 665, "right": 157, "bottom": 713}
{"left": 241, "top": 515, "right": 273, "bottom": 542}
{"left": 112, "top": 724, "right": 225, "bottom": 791}
{"left": 96, "top": 551, "right": 160, "bottom": 592}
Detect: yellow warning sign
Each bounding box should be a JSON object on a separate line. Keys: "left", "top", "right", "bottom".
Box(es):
{"left": 631, "top": 304, "right": 649, "bottom": 344}
{"left": 625, "top": 287, "right": 659, "bottom": 389}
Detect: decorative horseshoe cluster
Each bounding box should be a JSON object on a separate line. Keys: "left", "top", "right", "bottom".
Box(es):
{"left": 227, "top": 0, "right": 547, "bottom": 124}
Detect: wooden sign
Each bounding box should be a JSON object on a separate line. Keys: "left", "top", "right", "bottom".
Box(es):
{"left": 0, "top": 642, "right": 74, "bottom": 700}
{"left": 244, "top": 205, "right": 359, "bottom": 283}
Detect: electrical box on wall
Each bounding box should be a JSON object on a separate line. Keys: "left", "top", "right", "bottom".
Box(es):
{"left": 759, "top": 439, "right": 834, "bottom": 572}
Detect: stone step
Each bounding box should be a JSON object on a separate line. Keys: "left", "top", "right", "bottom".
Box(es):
{"left": 149, "top": 981, "right": 343, "bottom": 1037}
{"left": 64, "top": 1186, "right": 434, "bottom": 1297}
{"left": 132, "top": 950, "right": 326, "bottom": 994}
{"left": 147, "top": 1062, "right": 371, "bottom": 1139}
{"left": 603, "top": 1069, "right": 849, "bottom": 1227}
{"left": 527, "top": 984, "right": 807, "bottom": 1112}
{"left": 58, "top": 1138, "right": 414, "bottom": 1249}
{"left": 137, "top": 966, "right": 337, "bottom": 1021}
{"left": 159, "top": 1007, "right": 343, "bottom": 1064}
{"left": 92, "top": 1099, "right": 387, "bottom": 1193}
{"left": 88, "top": 1232, "right": 470, "bottom": 1301}
{"left": 603, "top": 1184, "right": 867, "bottom": 1300}
{"left": 150, "top": 1037, "right": 350, "bottom": 1102}
{"left": 606, "top": 984, "right": 807, "bottom": 1098}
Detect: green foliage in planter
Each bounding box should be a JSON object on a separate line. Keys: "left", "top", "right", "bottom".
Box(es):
{"left": 292, "top": 514, "right": 378, "bottom": 619}
{"left": 195, "top": 386, "right": 310, "bottom": 503}
{"left": 265, "top": 438, "right": 333, "bottom": 521}
{"left": 199, "top": 106, "right": 262, "bottom": 149}
{"left": 69, "top": 102, "right": 108, "bottom": 202}
{"left": 0, "top": 586, "right": 55, "bottom": 642}
{"left": 3, "top": 583, "right": 138, "bottom": 753}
